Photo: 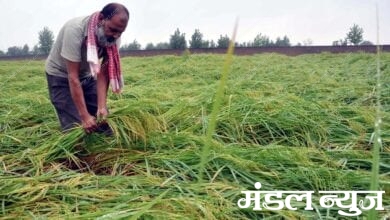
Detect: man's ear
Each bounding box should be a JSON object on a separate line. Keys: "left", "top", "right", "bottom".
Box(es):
{"left": 98, "top": 13, "right": 105, "bottom": 22}
{"left": 97, "top": 13, "right": 105, "bottom": 27}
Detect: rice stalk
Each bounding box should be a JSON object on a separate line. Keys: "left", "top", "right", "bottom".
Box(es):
{"left": 199, "top": 19, "right": 238, "bottom": 181}
{"left": 368, "top": 5, "right": 382, "bottom": 220}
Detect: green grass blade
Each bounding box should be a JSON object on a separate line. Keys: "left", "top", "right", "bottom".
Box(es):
{"left": 198, "top": 19, "right": 239, "bottom": 182}
{"left": 368, "top": 5, "right": 382, "bottom": 220}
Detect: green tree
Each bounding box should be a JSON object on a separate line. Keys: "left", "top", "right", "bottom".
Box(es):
{"left": 6, "top": 44, "right": 30, "bottom": 56}
{"left": 145, "top": 43, "right": 155, "bottom": 50}
{"left": 360, "top": 40, "right": 374, "bottom": 46}
{"left": 32, "top": 44, "right": 40, "bottom": 55}
{"left": 0, "top": 50, "right": 5, "bottom": 56}
{"left": 244, "top": 41, "right": 255, "bottom": 47}
{"left": 189, "top": 29, "right": 203, "bottom": 49}
{"left": 209, "top": 40, "right": 216, "bottom": 48}
{"left": 238, "top": 42, "right": 245, "bottom": 47}
{"left": 22, "top": 44, "right": 29, "bottom": 55}
{"left": 274, "top": 35, "right": 291, "bottom": 47}
{"left": 169, "top": 28, "right": 187, "bottom": 49}
{"left": 38, "top": 26, "right": 54, "bottom": 54}
{"left": 6, "top": 46, "right": 24, "bottom": 56}
{"left": 253, "top": 33, "right": 272, "bottom": 47}
{"left": 332, "top": 39, "right": 347, "bottom": 46}
{"left": 346, "top": 24, "right": 363, "bottom": 45}
{"left": 217, "top": 35, "right": 230, "bottom": 48}
{"left": 238, "top": 42, "right": 252, "bottom": 47}
{"left": 201, "top": 40, "right": 210, "bottom": 48}
{"left": 155, "top": 42, "right": 170, "bottom": 49}
{"left": 120, "top": 39, "right": 141, "bottom": 51}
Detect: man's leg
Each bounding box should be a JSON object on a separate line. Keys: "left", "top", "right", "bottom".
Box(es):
{"left": 46, "top": 73, "right": 81, "bottom": 131}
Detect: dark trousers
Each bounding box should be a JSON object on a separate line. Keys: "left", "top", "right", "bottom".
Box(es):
{"left": 46, "top": 73, "right": 98, "bottom": 131}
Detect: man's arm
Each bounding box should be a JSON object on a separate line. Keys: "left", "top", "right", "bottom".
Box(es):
{"left": 96, "top": 60, "right": 109, "bottom": 121}
{"left": 66, "top": 60, "right": 97, "bottom": 133}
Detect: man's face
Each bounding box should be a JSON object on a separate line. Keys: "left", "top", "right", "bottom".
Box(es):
{"left": 97, "top": 13, "right": 128, "bottom": 47}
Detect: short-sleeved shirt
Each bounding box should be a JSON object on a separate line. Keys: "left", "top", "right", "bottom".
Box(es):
{"left": 45, "top": 15, "right": 113, "bottom": 79}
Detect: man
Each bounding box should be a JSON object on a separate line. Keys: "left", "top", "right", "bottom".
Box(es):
{"left": 45, "top": 3, "right": 129, "bottom": 133}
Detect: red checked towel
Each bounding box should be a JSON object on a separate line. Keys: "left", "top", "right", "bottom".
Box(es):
{"left": 87, "top": 12, "right": 123, "bottom": 93}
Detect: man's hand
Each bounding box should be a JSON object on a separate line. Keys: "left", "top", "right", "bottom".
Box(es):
{"left": 96, "top": 108, "right": 111, "bottom": 135}
{"left": 97, "top": 107, "right": 109, "bottom": 123}
{"left": 81, "top": 114, "right": 98, "bottom": 134}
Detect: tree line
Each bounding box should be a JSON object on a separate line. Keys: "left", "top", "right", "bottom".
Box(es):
{"left": 0, "top": 27, "right": 54, "bottom": 57}
{"left": 0, "top": 24, "right": 372, "bottom": 57}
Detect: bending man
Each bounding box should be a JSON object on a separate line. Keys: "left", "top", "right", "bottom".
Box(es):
{"left": 45, "top": 3, "right": 129, "bottom": 133}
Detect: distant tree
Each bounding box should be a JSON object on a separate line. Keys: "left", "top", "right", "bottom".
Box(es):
{"left": 217, "top": 35, "right": 230, "bottom": 48}
{"left": 6, "top": 46, "right": 24, "bottom": 56}
{"left": 32, "top": 44, "right": 40, "bottom": 55}
{"left": 169, "top": 28, "right": 187, "bottom": 49}
{"left": 22, "top": 44, "right": 29, "bottom": 55}
{"left": 302, "top": 38, "right": 313, "bottom": 46}
{"left": 209, "top": 40, "right": 216, "bottom": 48}
{"left": 120, "top": 39, "right": 141, "bottom": 51}
{"left": 253, "top": 33, "right": 272, "bottom": 47}
{"left": 238, "top": 42, "right": 247, "bottom": 47}
{"left": 189, "top": 29, "right": 203, "bottom": 49}
{"left": 5, "top": 45, "right": 31, "bottom": 56}
{"left": 346, "top": 24, "right": 363, "bottom": 45}
{"left": 246, "top": 41, "right": 255, "bottom": 47}
{"left": 340, "top": 38, "right": 348, "bottom": 46}
{"left": 360, "top": 40, "right": 374, "bottom": 46}
{"left": 38, "top": 26, "right": 54, "bottom": 54}
{"left": 145, "top": 43, "right": 155, "bottom": 50}
{"left": 274, "top": 35, "right": 291, "bottom": 47}
{"left": 274, "top": 37, "right": 282, "bottom": 46}
{"left": 332, "top": 39, "right": 347, "bottom": 46}
{"left": 201, "top": 40, "right": 210, "bottom": 48}
{"left": 155, "top": 42, "right": 170, "bottom": 49}
{"left": 0, "top": 50, "right": 5, "bottom": 56}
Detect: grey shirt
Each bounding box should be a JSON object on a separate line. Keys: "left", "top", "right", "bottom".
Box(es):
{"left": 45, "top": 15, "right": 106, "bottom": 79}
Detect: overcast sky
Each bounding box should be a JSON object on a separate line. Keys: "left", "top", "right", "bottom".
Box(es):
{"left": 0, "top": 0, "right": 389, "bottom": 51}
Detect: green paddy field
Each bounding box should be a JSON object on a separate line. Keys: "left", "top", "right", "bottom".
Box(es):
{"left": 0, "top": 52, "right": 389, "bottom": 219}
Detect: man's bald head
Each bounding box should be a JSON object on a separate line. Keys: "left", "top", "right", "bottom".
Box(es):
{"left": 97, "top": 3, "right": 129, "bottom": 45}
{"left": 101, "top": 3, "right": 129, "bottom": 20}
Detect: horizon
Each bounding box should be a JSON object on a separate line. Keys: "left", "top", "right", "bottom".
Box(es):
{"left": 0, "top": 0, "right": 389, "bottom": 52}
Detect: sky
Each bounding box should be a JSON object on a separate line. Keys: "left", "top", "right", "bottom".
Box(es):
{"left": 0, "top": 0, "right": 389, "bottom": 51}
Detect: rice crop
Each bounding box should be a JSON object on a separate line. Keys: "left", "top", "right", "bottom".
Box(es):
{"left": 368, "top": 7, "right": 383, "bottom": 219}
{"left": 0, "top": 51, "right": 389, "bottom": 219}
